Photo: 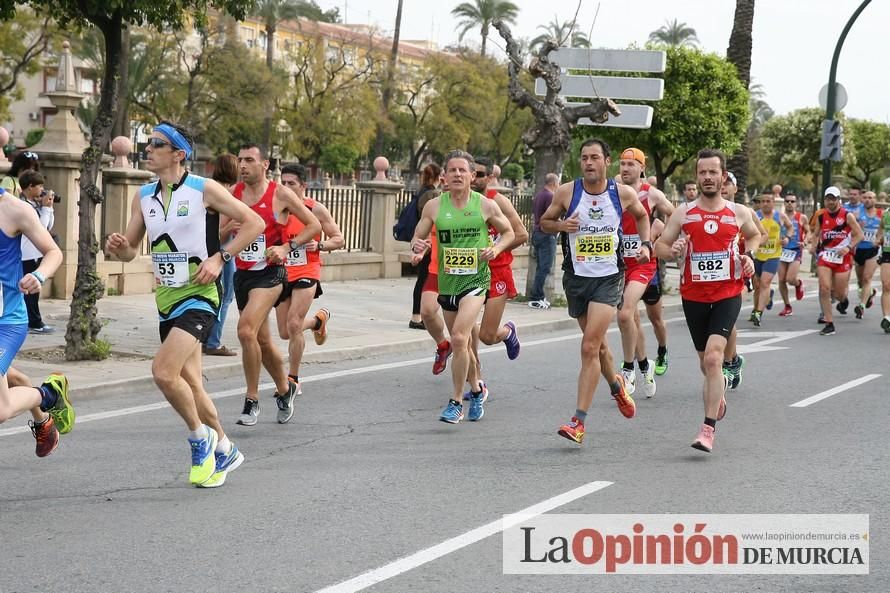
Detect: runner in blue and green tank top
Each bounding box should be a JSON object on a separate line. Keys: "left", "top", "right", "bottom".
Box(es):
{"left": 877, "top": 203, "right": 890, "bottom": 332}
{"left": 105, "top": 121, "right": 266, "bottom": 488}
{"left": 411, "top": 150, "right": 514, "bottom": 425}
{"left": 852, "top": 191, "right": 882, "bottom": 319}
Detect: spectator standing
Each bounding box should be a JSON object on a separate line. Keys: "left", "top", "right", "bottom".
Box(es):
{"left": 18, "top": 170, "right": 55, "bottom": 333}
{"left": 1, "top": 151, "right": 40, "bottom": 196}
{"left": 203, "top": 153, "right": 239, "bottom": 356}
{"left": 409, "top": 163, "right": 441, "bottom": 329}
{"left": 528, "top": 173, "right": 560, "bottom": 309}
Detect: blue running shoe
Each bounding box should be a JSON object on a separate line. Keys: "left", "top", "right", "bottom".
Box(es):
{"left": 766, "top": 288, "right": 774, "bottom": 310}
{"left": 188, "top": 426, "right": 218, "bottom": 485}
{"left": 198, "top": 442, "right": 245, "bottom": 488}
{"left": 503, "top": 321, "right": 520, "bottom": 360}
{"left": 439, "top": 399, "right": 463, "bottom": 424}
{"left": 468, "top": 392, "right": 486, "bottom": 421}
{"left": 462, "top": 380, "right": 488, "bottom": 401}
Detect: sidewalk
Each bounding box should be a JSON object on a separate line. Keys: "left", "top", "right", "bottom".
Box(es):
{"left": 14, "top": 262, "right": 740, "bottom": 400}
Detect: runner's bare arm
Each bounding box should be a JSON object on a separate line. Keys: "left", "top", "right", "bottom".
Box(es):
{"left": 480, "top": 198, "right": 514, "bottom": 260}
{"left": 16, "top": 200, "right": 62, "bottom": 294}
{"left": 493, "top": 192, "right": 529, "bottom": 250}
{"left": 846, "top": 213, "right": 864, "bottom": 253}
{"left": 309, "top": 202, "right": 344, "bottom": 252}
{"left": 411, "top": 197, "right": 439, "bottom": 253}
{"left": 654, "top": 204, "right": 687, "bottom": 261}
{"left": 738, "top": 206, "right": 763, "bottom": 253}
{"left": 105, "top": 190, "right": 146, "bottom": 262}
{"left": 619, "top": 184, "right": 651, "bottom": 262}
{"left": 540, "top": 181, "right": 573, "bottom": 234}
{"left": 650, "top": 187, "right": 675, "bottom": 219}
{"left": 275, "top": 184, "right": 322, "bottom": 246}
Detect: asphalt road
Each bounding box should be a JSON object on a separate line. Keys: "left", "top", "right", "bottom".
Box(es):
{"left": 1, "top": 293, "right": 886, "bottom": 593}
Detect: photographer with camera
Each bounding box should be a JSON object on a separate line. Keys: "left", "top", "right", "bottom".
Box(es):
{"left": 18, "top": 170, "right": 56, "bottom": 334}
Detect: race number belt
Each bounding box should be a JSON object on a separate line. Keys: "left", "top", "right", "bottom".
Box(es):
{"left": 574, "top": 234, "right": 615, "bottom": 261}
{"left": 820, "top": 248, "right": 844, "bottom": 264}
{"left": 239, "top": 234, "right": 266, "bottom": 262}
{"left": 690, "top": 251, "right": 730, "bottom": 282}
{"left": 152, "top": 252, "right": 189, "bottom": 288}
{"left": 622, "top": 233, "right": 641, "bottom": 258}
{"left": 443, "top": 247, "right": 478, "bottom": 275}
{"left": 780, "top": 248, "right": 798, "bottom": 263}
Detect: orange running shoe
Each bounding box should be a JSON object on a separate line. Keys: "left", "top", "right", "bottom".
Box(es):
{"left": 313, "top": 308, "right": 330, "bottom": 345}
{"left": 612, "top": 374, "right": 636, "bottom": 418}
{"left": 30, "top": 415, "right": 59, "bottom": 458}
{"left": 558, "top": 417, "right": 585, "bottom": 444}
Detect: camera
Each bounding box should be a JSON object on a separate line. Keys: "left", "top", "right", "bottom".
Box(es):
{"left": 53, "top": 193, "right": 62, "bottom": 204}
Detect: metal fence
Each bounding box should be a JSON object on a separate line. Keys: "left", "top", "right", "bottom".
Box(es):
{"left": 510, "top": 192, "right": 535, "bottom": 233}
{"left": 395, "top": 189, "right": 413, "bottom": 216}
{"left": 307, "top": 186, "right": 374, "bottom": 252}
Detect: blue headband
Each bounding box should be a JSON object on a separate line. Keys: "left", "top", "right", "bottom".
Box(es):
{"left": 155, "top": 123, "right": 193, "bottom": 160}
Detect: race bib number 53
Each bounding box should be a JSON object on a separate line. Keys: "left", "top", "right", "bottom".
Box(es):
{"left": 443, "top": 247, "right": 478, "bottom": 275}
{"left": 575, "top": 234, "right": 614, "bottom": 261}
{"left": 152, "top": 252, "right": 189, "bottom": 287}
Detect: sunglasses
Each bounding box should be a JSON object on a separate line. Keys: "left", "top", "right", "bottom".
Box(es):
{"left": 147, "top": 137, "right": 173, "bottom": 149}
{"left": 474, "top": 171, "right": 488, "bottom": 178}
{"left": 785, "top": 200, "right": 796, "bottom": 203}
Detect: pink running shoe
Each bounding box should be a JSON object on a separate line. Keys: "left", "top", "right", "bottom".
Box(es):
{"left": 691, "top": 424, "right": 715, "bottom": 452}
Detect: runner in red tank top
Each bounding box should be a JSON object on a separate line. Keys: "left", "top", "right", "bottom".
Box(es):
{"left": 466, "top": 157, "right": 528, "bottom": 401}
{"left": 225, "top": 144, "right": 321, "bottom": 427}
{"left": 656, "top": 149, "right": 762, "bottom": 453}
{"left": 264, "top": 164, "right": 344, "bottom": 403}
{"left": 615, "top": 148, "right": 674, "bottom": 399}
{"left": 807, "top": 186, "right": 864, "bottom": 335}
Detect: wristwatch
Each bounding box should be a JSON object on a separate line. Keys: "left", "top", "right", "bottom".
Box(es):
{"left": 289, "top": 238, "right": 301, "bottom": 250}
{"left": 640, "top": 240, "right": 654, "bottom": 252}
{"left": 219, "top": 249, "right": 232, "bottom": 263}
{"left": 318, "top": 241, "right": 325, "bottom": 252}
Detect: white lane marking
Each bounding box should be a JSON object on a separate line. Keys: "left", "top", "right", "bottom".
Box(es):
{"left": 312, "top": 481, "right": 613, "bottom": 593}
{"left": 0, "top": 315, "right": 689, "bottom": 438}
{"left": 789, "top": 374, "right": 883, "bottom": 408}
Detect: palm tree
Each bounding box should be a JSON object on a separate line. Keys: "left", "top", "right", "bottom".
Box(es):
{"left": 648, "top": 18, "right": 699, "bottom": 47}
{"left": 748, "top": 82, "right": 773, "bottom": 131}
{"left": 252, "top": 0, "right": 304, "bottom": 151}
{"left": 451, "top": 0, "right": 519, "bottom": 57}
{"left": 529, "top": 17, "right": 590, "bottom": 53}
{"left": 724, "top": 0, "right": 756, "bottom": 195}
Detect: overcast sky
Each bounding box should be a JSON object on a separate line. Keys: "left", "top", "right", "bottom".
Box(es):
{"left": 319, "top": 0, "right": 889, "bottom": 123}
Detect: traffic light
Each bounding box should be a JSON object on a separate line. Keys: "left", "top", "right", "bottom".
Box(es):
{"left": 820, "top": 119, "right": 843, "bottom": 162}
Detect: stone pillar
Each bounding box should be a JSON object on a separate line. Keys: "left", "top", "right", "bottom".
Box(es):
{"left": 28, "top": 41, "right": 87, "bottom": 298}
{"left": 357, "top": 156, "right": 404, "bottom": 278}
{"left": 100, "top": 136, "right": 154, "bottom": 295}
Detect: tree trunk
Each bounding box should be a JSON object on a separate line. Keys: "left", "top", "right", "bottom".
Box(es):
{"left": 65, "top": 15, "right": 123, "bottom": 360}
{"left": 374, "top": 0, "right": 402, "bottom": 157}
{"left": 111, "top": 25, "right": 130, "bottom": 141}
{"left": 725, "top": 0, "right": 756, "bottom": 196}
{"left": 262, "top": 23, "right": 276, "bottom": 154}
{"left": 480, "top": 24, "right": 488, "bottom": 57}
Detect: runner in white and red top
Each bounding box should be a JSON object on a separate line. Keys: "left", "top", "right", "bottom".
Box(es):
{"left": 615, "top": 148, "right": 674, "bottom": 399}
{"left": 656, "top": 148, "right": 762, "bottom": 454}
{"left": 224, "top": 144, "right": 321, "bottom": 428}
{"left": 807, "top": 186, "right": 864, "bottom": 336}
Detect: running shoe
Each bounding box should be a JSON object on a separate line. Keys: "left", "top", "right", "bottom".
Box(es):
{"left": 528, "top": 300, "right": 550, "bottom": 309}
{"left": 778, "top": 304, "right": 792, "bottom": 317}
{"left": 691, "top": 424, "right": 715, "bottom": 453}
{"left": 795, "top": 279, "right": 805, "bottom": 301}
{"left": 188, "top": 426, "right": 219, "bottom": 485}
{"left": 612, "top": 374, "right": 636, "bottom": 419}
{"left": 275, "top": 380, "right": 298, "bottom": 424}
{"left": 503, "top": 321, "right": 520, "bottom": 360}
{"left": 43, "top": 373, "right": 74, "bottom": 434}
{"left": 313, "top": 308, "right": 330, "bottom": 345}
{"left": 557, "top": 416, "right": 585, "bottom": 444}
{"left": 820, "top": 322, "right": 836, "bottom": 336}
{"left": 881, "top": 317, "right": 890, "bottom": 333}
{"left": 748, "top": 311, "right": 757, "bottom": 323}
{"left": 462, "top": 380, "right": 488, "bottom": 402}
{"left": 745, "top": 278, "right": 753, "bottom": 293}
{"left": 439, "top": 399, "right": 463, "bottom": 424}
{"left": 766, "top": 288, "right": 774, "bottom": 310}
{"left": 854, "top": 304, "right": 864, "bottom": 320}
{"left": 621, "top": 367, "right": 637, "bottom": 396}
{"left": 432, "top": 340, "right": 452, "bottom": 375}
{"left": 654, "top": 352, "right": 668, "bottom": 376}
{"left": 730, "top": 355, "right": 745, "bottom": 390}
{"left": 818, "top": 312, "right": 827, "bottom": 324}
{"left": 751, "top": 310, "right": 762, "bottom": 327}
{"left": 468, "top": 391, "right": 485, "bottom": 421}
{"left": 722, "top": 361, "right": 735, "bottom": 387}
{"left": 197, "top": 442, "right": 244, "bottom": 488}
{"left": 717, "top": 373, "right": 728, "bottom": 421}
{"left": 237, "top": 398, "right": 259, "bottom": 426}
{"left": 866, "top": 288, "right": 877, "bottom": 309}
{"left": 30, "top": 415, "right": 59, "bottom": 458}
{"left": 836, "top": 299, "right": 849, "bottom": 315}
{"left": 642, "top": 361, "right": 656, "bottom": 398}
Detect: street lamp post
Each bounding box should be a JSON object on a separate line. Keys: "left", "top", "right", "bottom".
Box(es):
{"left": 821, "top": 0, "right": 872, "bottom": 207}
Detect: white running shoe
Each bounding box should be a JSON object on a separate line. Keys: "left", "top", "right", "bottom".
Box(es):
{"left": 642, "top": 360, "right": 657, "bottom": 398}
{"left": 621, "top": 367, "right": 636, "bottom": 396}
